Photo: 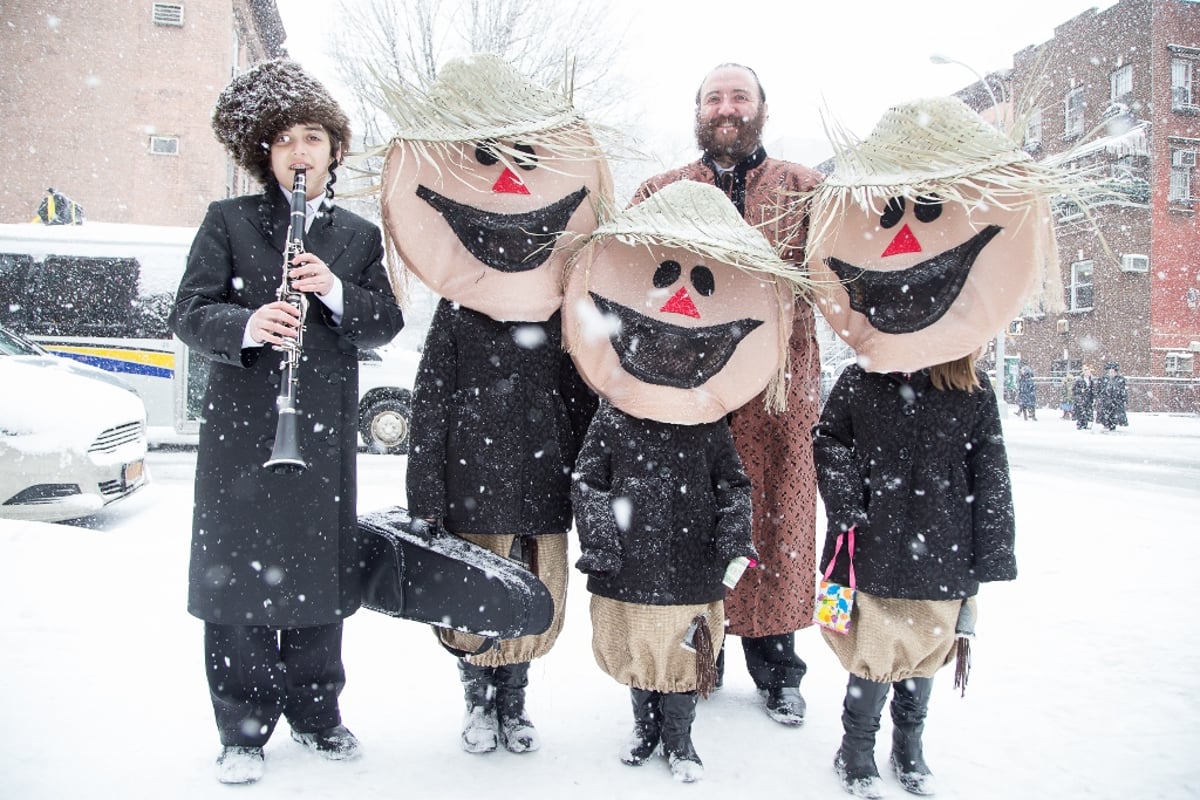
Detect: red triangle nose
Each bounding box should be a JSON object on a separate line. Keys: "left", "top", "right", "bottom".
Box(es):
{"left": 881, "top": 223, "right": 922, "bottom": 257}
{"left": 492, "top": 167, "right": 530, "bottom": 195}
{"left": 659, "top": 286, "right": 701, "bottom": 319}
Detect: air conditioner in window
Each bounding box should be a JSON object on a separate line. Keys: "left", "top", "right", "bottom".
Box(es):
{"left": 1056, "top": 319, "right": 1070, "bottom": 335}
{"left": 1120, "top": 254, "right": 1149, "bottom": 273}
{"left": 1173, "top": 150, "right": 1197, "bottom": 167}
{"left": 1006, "top": 319, "right": 1025, "bottom": 336}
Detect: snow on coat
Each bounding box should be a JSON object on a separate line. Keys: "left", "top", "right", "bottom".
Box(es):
{"left": 406, "top": 299, "right": 595, "bottom": 536}
{"left": 812, "top": 365, "right": 1017, "bottom": 600}
{"left": 632, "top": 149, "right": 823, "bottom": 636}
{"left": 572, "top": 402, "right": 757, "bottom": 605}
{"left": 170, "top": 190, "right": 405, "bottom": 627}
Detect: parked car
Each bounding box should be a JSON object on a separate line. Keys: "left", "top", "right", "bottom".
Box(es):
{"left": 0, "top": 325, "right": 149, "bottom": 522}
{"left": 357, "top": 345, "right": 419, "bottom": 455}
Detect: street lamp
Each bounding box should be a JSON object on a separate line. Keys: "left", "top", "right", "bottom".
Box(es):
{"left": 930, "top": 52, "right": 1011, "bottom": 416}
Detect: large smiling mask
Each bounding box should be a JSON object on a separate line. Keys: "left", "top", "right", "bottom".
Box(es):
{"left": 378, "top": 54, "right": 612, "bottom": 322}
{"left": 806, "top": 96, "right": 1071, "bottom": 373}
{"left": 563, "top": 180, "right": 808, "bottom": 425}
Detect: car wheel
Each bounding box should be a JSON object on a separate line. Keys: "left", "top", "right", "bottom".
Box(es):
{"left": 359, "top": 394, "right": 411, "bottom": 454}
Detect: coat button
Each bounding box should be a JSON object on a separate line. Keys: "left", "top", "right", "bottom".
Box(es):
{"left": 898, "top": 447, "right": 910, "bottom": 461}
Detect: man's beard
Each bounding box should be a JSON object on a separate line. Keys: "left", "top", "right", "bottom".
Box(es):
{"left": 694, "top": 106, "right": 766, "bottom": 163}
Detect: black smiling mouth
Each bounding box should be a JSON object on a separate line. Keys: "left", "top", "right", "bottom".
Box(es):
{"left": 825, "top": 225, "right": 1002, "bottom": 334}
{"left": 416, "top": 185, "right": 588, "bottom": 273}
{"left": 590, "top": 292, "right": 763, "bottom": 389}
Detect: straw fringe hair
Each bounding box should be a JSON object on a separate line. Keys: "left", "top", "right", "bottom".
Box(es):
{"left": 564, "top": 181, "right": 804, "bottom": 412}
{"left": 370, "top": 53, "right": 618, "bottom": 306}
{"left": 801, "top": 96, "right": 1111, "bottom": 314}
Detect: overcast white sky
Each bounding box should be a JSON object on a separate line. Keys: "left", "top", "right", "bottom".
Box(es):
{"left": 276, "top": 0, "right": 1121, "bottom": 171}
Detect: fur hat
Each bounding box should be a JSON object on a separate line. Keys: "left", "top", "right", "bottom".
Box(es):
{"left": 211, "top": 59, "right": 352, "bottom": 188}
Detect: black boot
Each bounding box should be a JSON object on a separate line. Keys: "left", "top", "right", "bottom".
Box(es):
{"left": 834, "top": 675, "right": 890, "bottom": 799}
{"left": 660, "top": 691, "right": 703, "bottom": 783}
{"left": 458, "top": 659, "right": 498, "bottom": 754}
{"left": 890, "top": 677, "right": 936, "bottom": 795}
{"left": 494, "top": 662, "right": 539, "bottom": 753}
{"left": 621, "top": 688, "right": 661, "bottom": 766}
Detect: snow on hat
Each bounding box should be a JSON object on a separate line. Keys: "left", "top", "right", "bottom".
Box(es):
{"left": 211, "top": 59, "right": 352, "bottom": 187}
{"left": 590, "top": 180, "right": 805, "bottom": 286}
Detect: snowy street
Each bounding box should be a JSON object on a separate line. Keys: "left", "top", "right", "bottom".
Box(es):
{"left": 2, "top": 411, "right": 1198, "bottom": 799}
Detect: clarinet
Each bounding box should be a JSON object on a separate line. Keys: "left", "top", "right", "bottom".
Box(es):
{"left": 264, "top": 168, "right": 310, "bottom": 474}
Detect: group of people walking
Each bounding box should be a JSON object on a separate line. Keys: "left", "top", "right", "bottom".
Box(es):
{"left": 1055, "top": 364, "right": 1130, "bottom": 430}
{"left": 170, "top": 55, "right": 1039, "bottom": 799}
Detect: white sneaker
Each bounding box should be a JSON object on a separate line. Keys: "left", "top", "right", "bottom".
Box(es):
{"left": 215, "top": 745, "right": 264, "bottom": 784}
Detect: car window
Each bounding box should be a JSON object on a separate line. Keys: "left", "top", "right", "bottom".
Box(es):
{"left": 0, "top": 325, "right": 47, "bottom": 356}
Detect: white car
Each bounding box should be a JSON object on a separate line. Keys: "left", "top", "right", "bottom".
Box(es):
{"left": 0, "top": 326, "right": 149, "bottom": 522}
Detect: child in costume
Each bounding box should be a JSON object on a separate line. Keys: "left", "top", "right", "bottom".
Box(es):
{"left": 804, "top": 96, "right": 1086, "bottom": 798}
{"left": 375, "top": 54, "right": 611, "bottom": 755}
{"left": 564, "top": 179, "right": 811, "bottom": 783}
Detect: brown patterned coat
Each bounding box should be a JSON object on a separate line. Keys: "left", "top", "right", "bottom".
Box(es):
{"left": 632, "top": 149, "right": 823, "bottom": 637}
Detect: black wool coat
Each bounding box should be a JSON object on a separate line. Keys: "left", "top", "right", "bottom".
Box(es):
{"left": 406, "top": 299, "right": 595, "bottom": 536}
{"left": 572, "top": 403, "right": 757, "bottom": 606}
{"left": 170, "top": 190, "right": 405, "bottom": 628}
{"left": 812, "top": 366, "right": 1017, "bottom": 600}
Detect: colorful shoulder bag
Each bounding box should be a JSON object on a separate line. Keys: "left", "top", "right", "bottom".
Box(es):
{"left": 813, "top": 524, "right": 857, "bottom": 634}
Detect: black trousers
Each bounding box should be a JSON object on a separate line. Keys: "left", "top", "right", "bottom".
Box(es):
{"left": 718, "top": 632, "right": 807, "bottom": 690}
{"left": 204, "top": 621, "right": 346, "bottom": 747}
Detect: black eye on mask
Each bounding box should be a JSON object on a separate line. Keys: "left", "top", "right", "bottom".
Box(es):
{"left": 691, "top": 266, "right": 715, "bottom": 297}
{"left": 880, "top": 197, "right": 905, "bottom": 229}
{"left": 654, "top": 260, "right": 682, "bottom": 288}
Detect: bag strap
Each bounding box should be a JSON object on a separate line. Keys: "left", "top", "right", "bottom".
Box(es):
{"left": 822, "top": 524, "right": 857, "bottom": 589}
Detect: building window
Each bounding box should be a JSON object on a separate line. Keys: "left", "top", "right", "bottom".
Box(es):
{"left": 1067, "top": 260, "right": 1094, "bottom": 312}
{"left": 152, "top": 3, "right": 184, "bottom": 27}
{"left": 1173, "top": 58, "right": 1197, "bottom": 112}
{"left": 149, "top": 135, "right": 180, "bottom": 156}
{"left": 1165, "top": 352, "right": 1194, "bottom": 375}
{"left": 1120, "top": 254, "right": 1149, "bottom": 273}
{"left": 1110, "top": 64, "right": 1133, "bottom": 103}
{"left": 1170, "top": 147, "right": 1195, "bottom": 203}
{"left": 1025, "top": 108, "right": 1043, "bottom": 150}
{"left": 1064, "top": 87, "right": 1084, "bottom": 138}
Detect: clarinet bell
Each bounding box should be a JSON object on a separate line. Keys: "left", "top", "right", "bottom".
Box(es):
{"left": 264, "top": 409, "right": 308, "bottom": 474}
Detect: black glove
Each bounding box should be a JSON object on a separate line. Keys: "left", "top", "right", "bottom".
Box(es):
{"left": 408, "top": 516, "right": 439, "bottom": 542}
{"left": 576, "top": 548, "right": 621, "bottom": 578}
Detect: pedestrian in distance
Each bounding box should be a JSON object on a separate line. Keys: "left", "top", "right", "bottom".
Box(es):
{"left": 169, "top": 60, "right": 405, "bottom": 785}
{"left": 1073, "top": 365, "right": 1096, "bottom": 430}
{"left": 1016, "top": 365, "right": 1037, "bottom": 421}
{"left": 1060, "top": 372, "right": 1075, "bottom": 420}
{"left": 631, "top": 62, "right": 823, "bottom": 727}
{"left": 1095, "top": 361, "right": 1129, "bottom": 431}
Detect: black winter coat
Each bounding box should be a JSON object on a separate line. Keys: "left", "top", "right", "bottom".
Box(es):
{"left": 812, "top": 366, "right": 1016, "bottom": 600}
{"left": 170, "top": 190, "right": 405, "bottom": 627}
{"left": 406, "top": 299, "right": 595, "bottom": 535}
{"left": 572, "top": 403, "right": 757, "bottom": 605}
{"left": 1095, "top": 374, "right": 1128, "bottom": 429}
{"left": 1073, "top": 375, "right": 1095, "bottom": 422}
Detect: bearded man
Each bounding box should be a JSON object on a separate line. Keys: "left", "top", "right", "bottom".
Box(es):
{"left": 631, "top": 63, "right": 823, "bottom": 727}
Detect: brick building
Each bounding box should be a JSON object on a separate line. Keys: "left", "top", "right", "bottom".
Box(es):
{"left": 1000, "top": 0, "right": 1200, "bottom": 411}
{"left": 0, "top": 1, "right": 285, "bottom": 227}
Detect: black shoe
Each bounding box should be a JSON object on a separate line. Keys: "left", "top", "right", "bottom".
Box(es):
{"left": 215, "top": 745, "right": 264, "bottom": 784}
{"left": 290, "top": 724, "right": 361, "bottom": 760}
{"left": 764, "top": 686, "right": 806, "bottom": 726}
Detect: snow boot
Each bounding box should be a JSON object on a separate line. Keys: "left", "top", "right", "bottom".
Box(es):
{"left": 834, "top": 675, "right": 890, "bottom": 799}
{"left": 620, "top": 688, "right": 662, "bottom": 766}
{"left": 890, "top": 677, "right": 936, "bottom": 796}
{"left": 215, "top": 745, "right": 264, "bottom": 784}
{"left": 458, "top": 659, "right": 499, "bottom": 754}
{"left": 660, "top": 691, "right": 703, "bottom": 783}
{"left": 291, "top": 723, "right": 361, "bottom": 760}
{"left": 495, "top": 661, "right": 540, "bottom": 753}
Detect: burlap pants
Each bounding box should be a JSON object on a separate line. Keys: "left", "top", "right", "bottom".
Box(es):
{"left": 821, "top": 590, "right": 977, "bottom": 683}
{"left": 438, "top": 532, "right": 568, "bottom": 668}
{"left": 589, "top": 595, "right": 724, "bottom": 694}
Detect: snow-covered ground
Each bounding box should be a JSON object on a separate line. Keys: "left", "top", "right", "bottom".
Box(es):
{"left": 2, "top": 410, "right": 1198, "bottom": 799}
